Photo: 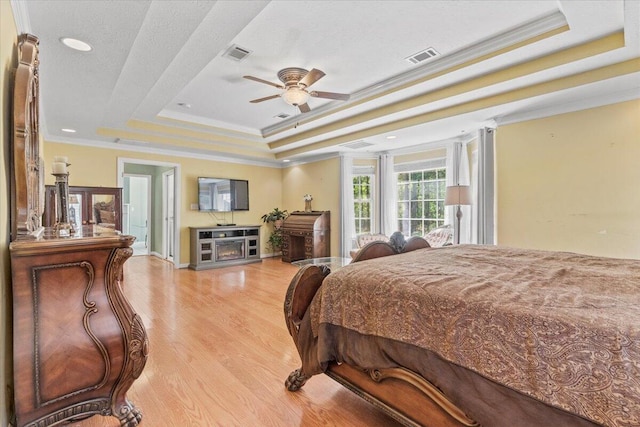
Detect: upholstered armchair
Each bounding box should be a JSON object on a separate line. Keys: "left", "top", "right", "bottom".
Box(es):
{"left": 424, "top": 224, "right": 453, "bottom": 247}
{"left": 349, "top": 233, "right": 390, "bottom": 258}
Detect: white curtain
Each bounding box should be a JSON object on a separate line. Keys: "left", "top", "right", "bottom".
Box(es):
{"left": 445, "top": 141, "right": 471, "bottom": 244}
{"left": 379, "top": 153, "right": 397, "bottom": 235}
{"left": 475, "top": 127, "right": 496, "bottom": 244}
{"left": 471, "top": 148, "right": 479, "bottom": 244}
{"left": 340, "top": 156, "right": 355, "bottom": 257}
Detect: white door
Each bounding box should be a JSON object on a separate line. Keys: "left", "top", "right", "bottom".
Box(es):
{"left": 162, "top": 169, "right": 175, "bottom": 262}
{"left": 124, "top": 174, "right": 151, "bottom": 256}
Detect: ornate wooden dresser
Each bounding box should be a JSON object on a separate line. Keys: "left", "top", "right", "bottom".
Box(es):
{"left": 10, "top": 229, "right": 148, "bottom": 427}
{"left": 281, "top": 211, "right": 330, "bottom": 262}
{"left": 9, "top": 34, "right": 147, "bottom": 427}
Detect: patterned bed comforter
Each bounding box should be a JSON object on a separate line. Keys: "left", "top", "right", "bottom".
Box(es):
{"left": 309, "top": 245, "right": 640, "bottom": 426}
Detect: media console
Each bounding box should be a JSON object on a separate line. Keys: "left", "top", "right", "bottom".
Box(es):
{"left": 189, "top": 225, "right": 261, "bottom": 270}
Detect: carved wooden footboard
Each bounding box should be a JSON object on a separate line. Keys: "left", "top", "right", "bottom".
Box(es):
{"left": 283, "top": 238, "right": 479, "bottom": 427}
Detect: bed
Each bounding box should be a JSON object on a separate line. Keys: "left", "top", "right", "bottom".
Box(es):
{"left": 283, "top": 239, "right": 640, "bottom": 427}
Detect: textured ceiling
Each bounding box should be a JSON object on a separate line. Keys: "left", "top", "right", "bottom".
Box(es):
{"left": 12, "top": 0, "right": 640, "bottom": 166}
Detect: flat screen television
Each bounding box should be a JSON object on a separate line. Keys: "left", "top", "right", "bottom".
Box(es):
{"left": 198, "top": 177, "right": 249, "bottom": 212}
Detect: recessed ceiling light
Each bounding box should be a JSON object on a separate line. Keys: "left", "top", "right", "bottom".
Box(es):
{"left": 386, "top": 135, "right": 397, "bottom": 139}
{"left": 61, "top": 128, "right": 76, "bottom": 133}
{"left": 60, "top": 37, "right": 92, "bottom": 52}
{"left": 282, "top": 159, "right": 291, "bottom": 163}
{"left": 177, "top": 102, "right": 191, "bottom": 108}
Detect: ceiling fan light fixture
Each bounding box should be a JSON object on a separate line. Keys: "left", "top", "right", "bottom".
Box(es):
{"left": 282, "top": 87, "right": 310, "bottom": 106}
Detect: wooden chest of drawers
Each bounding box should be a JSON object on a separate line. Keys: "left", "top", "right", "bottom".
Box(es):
{"left": 10, "top": 229, "right": 148, "bottom": 427}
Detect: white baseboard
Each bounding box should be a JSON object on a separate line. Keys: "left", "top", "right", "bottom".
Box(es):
{"left": 261, "top": 251, "right": 282, "bottom": 258}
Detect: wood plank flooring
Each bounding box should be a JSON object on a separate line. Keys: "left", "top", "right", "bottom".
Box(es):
{"left": 74, "top": 256, "right": 401, "bottom": 426}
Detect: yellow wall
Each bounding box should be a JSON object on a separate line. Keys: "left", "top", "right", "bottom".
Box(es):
{"left": 496, "top": 99, "right": 640, "bottom": 258}
{"left": 44, "top": 143, "right": 344, "bottom": 261}
{"left": 1, "top": 2, "right": 18, "bottom": 422}
{"left": 282, "top": 157, "right": 341, "bottom": 256}
{"left": 44, "top": 142, "right": 283, "bottom": 263}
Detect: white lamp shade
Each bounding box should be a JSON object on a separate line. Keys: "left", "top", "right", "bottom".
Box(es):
{"left": 444, "top": 185, "right": 472, "bottom": 206}
{"left": 282, "top": 87, "right": 310, "bottom": 105}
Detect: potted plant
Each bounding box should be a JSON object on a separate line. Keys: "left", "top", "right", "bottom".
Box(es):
{"left": 261, "top": 208, "right": 289, "bottom": 254}
{"left": 261, "top": 207, "right": 288, "bottom": 229}
{"left": 266, "top": 230, "right": 284, "bottom": 252}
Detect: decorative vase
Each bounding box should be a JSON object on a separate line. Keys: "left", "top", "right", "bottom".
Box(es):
{"left": 304, "top": 200, "right": 312, "bottom": 212}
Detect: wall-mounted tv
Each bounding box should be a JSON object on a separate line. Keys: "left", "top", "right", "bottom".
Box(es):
{"left": 198, "top": 177, "right": 249, "bottom": 212}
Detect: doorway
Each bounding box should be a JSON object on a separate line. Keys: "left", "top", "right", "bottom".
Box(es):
{"left": 117, "top": 158, "right": 181, "bottom": 267}
{"left": 124, "top": 174, "right": 151, "bottom": 256}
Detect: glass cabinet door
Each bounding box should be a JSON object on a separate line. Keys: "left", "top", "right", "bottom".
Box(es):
{"left": 68, "top": 192, "right": 83, "bottom": 230}
{"left": 92, "top": 193, "right": 117, "bottom": 229}
{"left": 44, "top": 186, "right": 123, "bottom": 231}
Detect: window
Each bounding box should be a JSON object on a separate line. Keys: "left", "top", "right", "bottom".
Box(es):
{"left": 353, "top": 174, "right": 373, "bottom": 234}
{"left": 396, "top": 168, "right": 446, "bottom": 236}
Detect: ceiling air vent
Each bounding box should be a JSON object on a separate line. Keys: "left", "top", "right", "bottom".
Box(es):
{"left": 223, "top": 44, "right": 252, "bottom": 61}
{"left": 405, "top": 47, "right": 440, "bottom": 65}
{"left": 340, "top": 140, "right": 375, "bottom": 150}
{"left": 274, "top": 113, "right": 290, "bottom": 119}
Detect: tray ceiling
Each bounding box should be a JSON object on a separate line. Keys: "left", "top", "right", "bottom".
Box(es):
{"left": 12, "top": 0, "right": 640, "bottom": 166}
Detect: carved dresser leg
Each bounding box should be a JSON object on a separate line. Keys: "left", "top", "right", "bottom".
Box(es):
{"left": 107, "top": 247, "right": 149, "bottom": 426}
{"left": 286, "top": 368, "right": 311, "bottom": 391}
{"left": 116, "top": 400, "right": 143, "bottom": 427}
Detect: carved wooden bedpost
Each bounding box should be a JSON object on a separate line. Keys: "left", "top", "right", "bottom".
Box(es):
{"left": 283, "top": 264, "right": 330, "bottom": 390}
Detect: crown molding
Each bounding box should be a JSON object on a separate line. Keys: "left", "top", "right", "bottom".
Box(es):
{"left": 262, "top": 9, "right": 568, "bottom": 137}
{"left": 45, "top": 136, "right": 284, "bottom": 169}
{"left": 494, "top": 84, "right": 640, "bottom": 126}
{"left": 11, "top": 0, "right": 31, "bottom": 33}
{"left": 280, "top": 152, "right": 341, "bottom": 168}
{"left": 273, "top": 53, "right": 636, "bottom": 159}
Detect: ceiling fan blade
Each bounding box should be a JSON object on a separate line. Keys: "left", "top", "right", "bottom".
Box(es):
{"left": 298, "top": 68, "right": 325, "bottom": 88}
{"left": 298, "top": 103, "right": 311, "bottom": 113}
{"left": 243, "top": 75, "right": 285, "bottom": 89}
{"left": 310, "top": 91, "right": 350, "bottom": 101}
{"left": 250, "top": 94, "right": 281, "bottom": 103}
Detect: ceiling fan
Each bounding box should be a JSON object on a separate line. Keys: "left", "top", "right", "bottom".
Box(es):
{"left": 243, "top": 67, "right": 350, "bottom": 113}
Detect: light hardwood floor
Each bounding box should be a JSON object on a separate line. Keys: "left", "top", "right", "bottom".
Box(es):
{"left": 75, "top": 256, "right": 401, "bottom": 426}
